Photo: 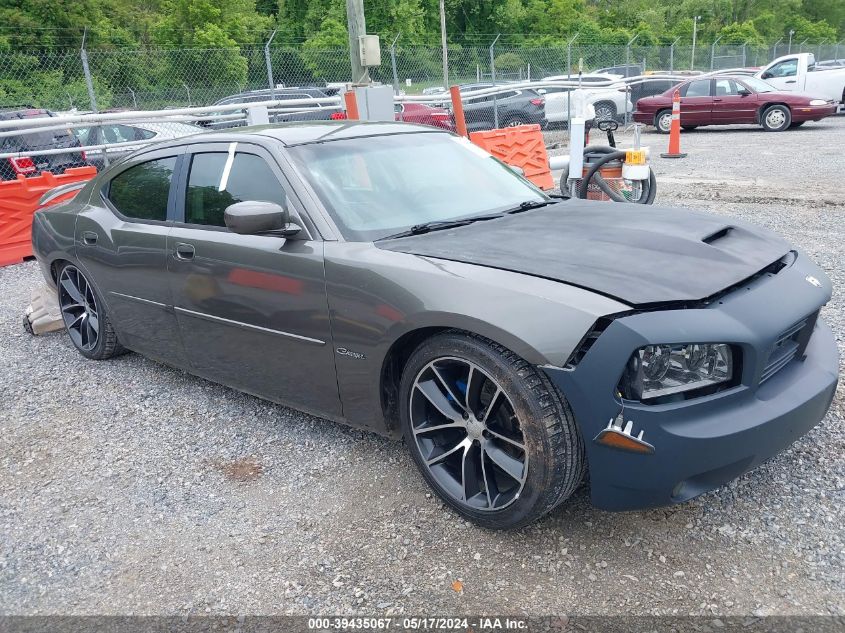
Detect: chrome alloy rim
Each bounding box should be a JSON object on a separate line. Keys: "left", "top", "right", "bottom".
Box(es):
{"left": 595, "top": 105, "right": 614, "bottom": 120}
{"left": 658, "top": 112, "right": 672, "bottom": 132}
{"left": 58, "top": 265, "right": 99, "bottom": 351}
{"left": 410, "top": 357, "right": 528, "bottom": 511}
{"left": 766, "top": 109, "right": 786, "bottom": 128}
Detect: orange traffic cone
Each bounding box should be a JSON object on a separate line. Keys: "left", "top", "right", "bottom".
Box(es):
{"left": 660, "top": 90, "right": 687, "bottom": 159}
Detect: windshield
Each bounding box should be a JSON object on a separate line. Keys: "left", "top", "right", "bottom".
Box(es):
{"left": 741, "top": 77, "right": 775, "bottom": 93}
{"left": 288, "top": 132, "right": 547, "bottom": 241}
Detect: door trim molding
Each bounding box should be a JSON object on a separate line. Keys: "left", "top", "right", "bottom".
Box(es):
{"left": 173, "top": 306, "right": 326, "bottom": 346}
{"left": 109, "top": 291, "right": 167, "bottom": 308}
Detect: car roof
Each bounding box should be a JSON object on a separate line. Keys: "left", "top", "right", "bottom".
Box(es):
{"left": 152, "top": 121, "right": 447, "bottom": 149}
{"left": 0, "top": 108, "right": 52, "bottom": 121}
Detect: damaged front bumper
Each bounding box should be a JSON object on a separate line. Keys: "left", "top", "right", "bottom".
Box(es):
{"left": 544, "top": 252, "right": 839, "bottom": 511}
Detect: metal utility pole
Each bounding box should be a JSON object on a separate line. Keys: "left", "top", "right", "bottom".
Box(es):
{"left": 80, "top": 28, "right": 98, "bottom": 113}
{"left": 265, "top": 29, "right": 277, "bottom": 99}
{"left": 691, "top": 15, "right": 701, "bottom": 69}
{"left": 567, "top": 33, "right": 579, "bottom": 76}
{"left": 788, "top": 29, "right": 795, "bottom": 54}
{"left": 390, "top": 33, "right": 401, "bottom": 95}
{"left": 771, "top": 36, "right": 783, "bottom": 59}
{"left": 669, "top": 36, "right": 680, "bottom": 73}
{"left": 710, "top": 35, "right": 722, "bottom": 71}
{"left": 439, "top": 0, "right": 448, "bottom": 88}
{"left": 490, "top": 33, "right": 501, "bottom": 129}
{"left": 346, "top": 0, "right": 369, "bottom": 83}
{"left": 626, "top": 33, "right": 640, "bottom": 70}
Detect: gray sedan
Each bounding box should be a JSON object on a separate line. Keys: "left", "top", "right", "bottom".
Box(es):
{"left": 32, "top": 122, "right": 838, "bottom": 529}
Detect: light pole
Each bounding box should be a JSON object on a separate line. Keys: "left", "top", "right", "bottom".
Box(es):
{"left": 788, "top": 29, "right": 795, "bottom": 54}
{"left": 691, "top": 15, "right": 701, "bottom": 70}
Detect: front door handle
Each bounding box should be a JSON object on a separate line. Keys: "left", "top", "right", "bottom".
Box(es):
{"left": 713, "top": 98, "right": 722, "bottom": 102}
{"left": 174, "top": 243, "right": 195, "bottom": 260}
{"left": 785, "top": 80, "right": 796, "bottom": 84}
{"left": 82, "top": 231, "right": 98, "bottom": 245}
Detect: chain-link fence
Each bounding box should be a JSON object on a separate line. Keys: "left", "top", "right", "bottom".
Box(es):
{"left": 3, "top": 39, "right": 844, "bottom": 112}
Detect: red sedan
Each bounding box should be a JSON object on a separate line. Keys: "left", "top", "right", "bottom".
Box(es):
{"left": 395, "top": 102, "right": 455, "bottom": 131}
{"left": 634, "top": 75, "right": 837, "bottom": 132}
{"left": 331, "top": 102, "right": 455, "bottom": 131}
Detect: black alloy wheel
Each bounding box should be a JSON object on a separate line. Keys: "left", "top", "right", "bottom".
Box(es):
{"left": 57, "top": 263, "right": 125, "bottom": 360}
{"left": 409, "top": 356, "right": 528, "bottom": 512}
{"left": 400, "top": 332, "right": 585, "bottom": 529}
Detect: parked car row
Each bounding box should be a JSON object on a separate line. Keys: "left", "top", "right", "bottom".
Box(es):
{"left": 634, "top": 73, "right": 838, "bottom": 133}
{"left": 0, "top": 107, "right": 88, "bottom": 181}
{"left": 3, "top": 54, "right": 842, "bottom": 183}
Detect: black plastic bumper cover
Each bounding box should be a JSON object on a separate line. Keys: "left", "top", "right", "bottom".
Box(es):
{"left": 544, "top": 252, "right": 839, "bottom": 511}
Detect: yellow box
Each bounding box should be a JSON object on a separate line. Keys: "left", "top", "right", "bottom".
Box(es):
{"left": 625, "top": 149, "right": 647, "bottom": 165}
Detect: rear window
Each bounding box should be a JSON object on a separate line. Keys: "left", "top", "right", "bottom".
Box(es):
{"left": 683, "top": 80, "right": 711, "bottom": 98}
{"left": 108, "top": 157, "right": 177, "bottom": 222}
{"left": 2, "top": 130, "right": 78, "bottom": 152}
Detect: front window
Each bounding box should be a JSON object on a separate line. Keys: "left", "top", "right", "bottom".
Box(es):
{"left": 184, "top": 152, "right": 285, "bottom": 227}
{"left": 288, "top": 132, "right": 547, "bottom": 241}
{"left": 714, "top": 79, "right": 739, "bottom": 96}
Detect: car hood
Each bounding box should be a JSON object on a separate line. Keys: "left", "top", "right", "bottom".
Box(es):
{"left": 377, "top": 200, "right": 791, "bottom": 307}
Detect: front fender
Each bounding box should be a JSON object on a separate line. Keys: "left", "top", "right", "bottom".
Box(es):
{"left": 324, "top": 243, "right": 629, "bottom": 434}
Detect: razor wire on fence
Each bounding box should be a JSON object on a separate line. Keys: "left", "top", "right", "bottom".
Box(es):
{"left": 3, "top": 39, "right": 844, "bottom": 113}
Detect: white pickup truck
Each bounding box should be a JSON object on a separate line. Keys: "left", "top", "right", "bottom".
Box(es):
{"left": 756, "top": 53, "right": 845, "bottom": 110}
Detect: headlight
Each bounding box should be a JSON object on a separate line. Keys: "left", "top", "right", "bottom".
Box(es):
{"left": 809, "top": 99, "right": 829, "bottom": 106}
{"left": 618, "top": 343, "right": 734, "bottom": 401}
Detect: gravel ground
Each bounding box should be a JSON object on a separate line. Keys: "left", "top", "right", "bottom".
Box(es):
{"left": 1, "top": 117, "right": 844, "bottom": 618}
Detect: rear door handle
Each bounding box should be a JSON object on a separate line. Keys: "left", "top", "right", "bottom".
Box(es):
{"left": 174, "top": 243, "right": 195, "bottom": 260}
{"left": 82, "top": 231, "right": 98, "bottom": 245}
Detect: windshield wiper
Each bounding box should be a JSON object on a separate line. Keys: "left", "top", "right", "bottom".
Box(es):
{"left": 378, "top": 214, "right": 502, "bottom": 240}
{"left": 503, "top": 199, "right": 555, "bottom": 214}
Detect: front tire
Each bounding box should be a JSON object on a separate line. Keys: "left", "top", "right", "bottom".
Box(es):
{"left": 655, "top": 109, "right": 672, "bottom": 133}
{"left": 57, "top": 263, "right": 125, "bottom": 360}
{"left": 399, "top": 332, "right": 585, "bottom": 529}
{"left": 761, "top": 105, "right": 791, "bottom": 132}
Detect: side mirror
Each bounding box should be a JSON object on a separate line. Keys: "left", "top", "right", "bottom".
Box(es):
{"left": 737, "top": 87, "right": 751, "bottom": 96}
{"left": 761, "top": 71, "right": 773, "bottom": 79}
{"left": 224, "top": 200, "right": 293, "bottom": 235}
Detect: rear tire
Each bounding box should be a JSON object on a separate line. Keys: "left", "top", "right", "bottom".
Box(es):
{"left": 655, "top": 109, "right": 672, "bottom": 133}
{"left": 503, "top": 115, "right": 528, "bottom": 128}
{"left": 761, "top": 105, "right": 791, "bottom": 132}
{"left": 399, "top": 331, "right": 585, "bottom": 530}
{"left": 57, "top": 262, "right": 125, "bottom": 360}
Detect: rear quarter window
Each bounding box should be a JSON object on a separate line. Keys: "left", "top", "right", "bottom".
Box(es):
{"left": 107, "top": 156, "right": 177, "bottom": 222}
